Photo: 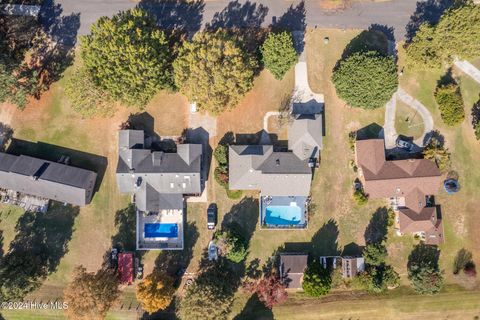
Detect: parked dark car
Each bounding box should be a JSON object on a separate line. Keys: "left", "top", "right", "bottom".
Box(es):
{"left": 396, "top": 138, "right": 413, "bottom": 152}
{"left": 207, "top": 203, "right": 217, "bottom": 230}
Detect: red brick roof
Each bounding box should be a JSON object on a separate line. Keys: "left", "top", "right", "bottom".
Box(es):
{"left": 118, "top": 252, "right": 134, "bottom": 284}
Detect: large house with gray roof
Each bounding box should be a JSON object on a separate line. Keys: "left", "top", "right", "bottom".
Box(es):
{"left": 0, "top": 152, "right": 97, "bottom": 207}
{"left": 229, "top": 108, "right": 322, "bottom": 229}
{"left": 116, "top": 129, "right": 202, "bottom": 250}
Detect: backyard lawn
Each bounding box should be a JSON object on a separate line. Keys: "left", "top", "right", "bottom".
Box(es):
{"left": 394, "top": 99, "right": 425, "bottom": 140}
{"left": 1, "top": 27, "right": 479, "bottom": 320}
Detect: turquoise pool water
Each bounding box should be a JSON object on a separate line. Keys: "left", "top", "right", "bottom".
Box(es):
{"left": 265, "top": 205, "right": 302, "bottom": 225}
{"left": 145, "top": 223, "right": 178, "bottom": 238}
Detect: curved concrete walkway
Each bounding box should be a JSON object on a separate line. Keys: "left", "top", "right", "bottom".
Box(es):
{"left": 384, "top": 88, "right": 434, "bottom": 149}
{"left": 454, "top": 60, "right": 480, "bottom": 84}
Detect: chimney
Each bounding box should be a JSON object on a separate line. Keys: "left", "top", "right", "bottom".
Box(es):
{"left": 152, "top": 152, "right": 163, "bottom": 166}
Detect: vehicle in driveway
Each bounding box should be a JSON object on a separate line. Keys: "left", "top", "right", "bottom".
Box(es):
{"left": 207, "top": 203, "right": 217, "bottom": 230}
{"left": 396, "top": 138, "right": 413, "bottom": 151}
{"left": 208, "top": 241, "right": 218, "bottom": 261}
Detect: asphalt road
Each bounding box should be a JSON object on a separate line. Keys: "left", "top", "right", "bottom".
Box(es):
{"left": 47, "top": 0, "right": 422, "bottom": 43}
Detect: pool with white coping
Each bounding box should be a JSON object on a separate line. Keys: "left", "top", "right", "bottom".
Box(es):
{"left": 260, "top": 196, "right": 307, "bottom": 229}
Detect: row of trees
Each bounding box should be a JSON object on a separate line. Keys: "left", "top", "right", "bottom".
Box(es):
{"left": 68, "top": 8, "right": 298, "bottom": 117}
{"left": 405, "top": 1, "right": 480, "bottom": 69}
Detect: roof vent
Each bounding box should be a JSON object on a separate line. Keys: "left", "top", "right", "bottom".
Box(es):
{"left": 276, "top": 159, "right": 280, "bottom": 166}
{"left": 152, "top": 152, "right": 163, "bottom": 166}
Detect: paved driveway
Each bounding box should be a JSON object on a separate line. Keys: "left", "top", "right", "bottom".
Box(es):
{"left": 51, "top": 0, "right": 421, "bottom": 41}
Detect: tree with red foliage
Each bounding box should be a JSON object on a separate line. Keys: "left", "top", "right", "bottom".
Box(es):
{"left": 243, "top": 273, "right": 288, "bottom": 309}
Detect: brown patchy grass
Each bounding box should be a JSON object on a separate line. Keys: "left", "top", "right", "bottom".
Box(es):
{"left": 216, "top": 68, "right": 294, "bottom": 140}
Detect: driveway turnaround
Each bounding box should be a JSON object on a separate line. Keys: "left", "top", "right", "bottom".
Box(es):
{"left": 384, "top": 88, "right": 434, "bottom": 149}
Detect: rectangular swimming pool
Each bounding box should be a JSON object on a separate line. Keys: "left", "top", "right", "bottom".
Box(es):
{"left": 264, "top": 205, "right": 302, "bottom": 225}
{"left": 145, "top": 223, "right": 178, "bottom": 238}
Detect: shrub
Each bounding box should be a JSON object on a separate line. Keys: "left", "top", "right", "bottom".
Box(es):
{"left": 226, "top": 189, "right": 243, "bottom": 200}
{"left": 214, "top": 144, "right": 228, "bottom": 166}
{"left": 214, "top": 229, "right": 248, "bottom": 263}
{"left": 332, "top": 51, "right": 398, "bottom": 109}
{"left": 261, "top": 31, "right": 297, "bottom": 80}
{"left": 243, "top": 273, "right": 288, "bottom": 309}
{"left": 65, "top": 67, "right": 116, "bottom": 118}
{"left": 422, "top": 136, "right": 451, "bottom": 172}
{"left": 214, "top": 166, "right": 229, "bottom": 188}
{"left": 302, "top": 261, "right": 332, "bottom": 297}
{"left": 408, "top": 266, "right": 444, "bottom": 294}
{"left": 81, "top": 8, "right": 173, "bottom": 107}
{"left": 434, "top": 83, "right": 465, "bottom": 126}
{"left": 387, "top": 208, "right": 395, "bottom": 227}
{"left": 363, "top": 243, "right": 388, "bottom": 267}
{"left": 475, "top": 123, "right": 480, "bottom": 140}
{"left": 136, "top": 272, "right": 175, "bottom": 314}
{"left": 353, "top": 189, "right": 368, "bottom": 205}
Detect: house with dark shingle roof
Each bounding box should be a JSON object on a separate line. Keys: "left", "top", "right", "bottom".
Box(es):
{"left": 0, "top": 152, "right": 97, "bottom": 207}
{"left": 279, "top": 253, "right": 308, "bottom": 289}
{"left": 116, "top": 129, "right": 202, "bottom": 250}
{"left": 355, "top": 139, "right": 444, "bottom": 245}
{"left": 229, "top": 108, "right": 322, "bottom": 229}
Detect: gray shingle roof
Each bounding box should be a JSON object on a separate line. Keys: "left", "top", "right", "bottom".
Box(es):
{"left": 0, "top": 153, "right": 97, "bottom": 206}
{"left": 116, "top": 130, "right": 202, "bottom": 211}
{"left": 229, "top": 145, "right": 312, "bottom": 196}
{"left": 288, "top": 113, "right": 323, "bottom": 160}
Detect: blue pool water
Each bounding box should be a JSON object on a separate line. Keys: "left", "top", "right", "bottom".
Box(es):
{"left": 265, "top": 205, "right": 302, "bottom": 225}
{"left": 145, "top": 223, "right": 178, "bottom": 238}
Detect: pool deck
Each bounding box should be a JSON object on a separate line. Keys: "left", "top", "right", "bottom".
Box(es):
{"left": 136, "top": 209, "right": 184, "bottom": 250}
{"left": 260, "top": 195, "right": 308, "bottom": 229}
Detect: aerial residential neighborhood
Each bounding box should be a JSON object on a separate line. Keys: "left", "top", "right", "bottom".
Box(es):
{"left": 0, "top": 0, "right": 479, "bottom": 319}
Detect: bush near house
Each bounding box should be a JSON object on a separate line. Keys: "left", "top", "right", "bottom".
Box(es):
{"left": 213, "top": 144, "right": 243, "bottom": 199}
{"left": 332, "top": 51, "right": 398, "bottom": 109}
{"left": 406, "top": 2, "right": 480, "bottom": 69}
{"left": 243, "top": 273, "right": 288, "bottom": 309}
{"left": 173, "top": 29, "right": 257, "bottom": 114}
{"left": 81, "top": 8, "right": 173, "bottom": 107}
{"left": 302, "top": 260, "right": 332, "bottom": 297}
{"left": 261, "top": 31, "right": 298, "bottom": 80}
{"left": 434, "top": 83, "right": 465, "bottom": 126}
{"left": 353, "top": 189, "right": 368, "bottom": 205}
{"left": 422, "top": 136, "right": 451, "bottom": 172}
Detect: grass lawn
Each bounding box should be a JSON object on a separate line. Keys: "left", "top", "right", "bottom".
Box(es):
{"left": 395, "top": 99, "right": 425, "bottom": 139}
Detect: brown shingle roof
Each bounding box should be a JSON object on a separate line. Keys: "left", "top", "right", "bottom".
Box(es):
{"left": 398, "top": 207, "right": 444, "bottom": 244}
{"left": 355, "top": 139, "right": 442, "bottom": 199}
{"left": 279, "top": 253, "right": 308, "bottom": 289}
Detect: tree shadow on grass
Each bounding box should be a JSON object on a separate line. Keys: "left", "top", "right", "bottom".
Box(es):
{"left": 311, "top": 219, "right": 340, "bottom": 257}
{"left": 407, "top": 243, "right": 441, "bottom": 271}
{"left": 355, "top": 123, "right": 383, "bottom": 140}
{"left": 471, "top": 96, "right": 480, "bottom": 128}
{"left": 405, "top": 0, "right": 457, "bottom": 43}
{"left": 233, "top": 293, "right": 275, "bottom": 320}
{"left": 341, "top": 25, "right": 391, "bottom": 61}
{"left": 364, "top": 207, "right": 389, "bottom": 245}
{"left": 0, "top": 203, "right": 79, "bottom": 299}
{"left": 221, "top": 197, "right": 258, "bottom": 243}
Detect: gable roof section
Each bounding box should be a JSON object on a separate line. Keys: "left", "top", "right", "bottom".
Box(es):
{"left": 229, "top": 145, "right": 312, "bottom": 196}
{"left": 288, "top": 113, "right": 323, "bottom": 160}
{"left": 355, "top": 139, "right": 442, "bottom": 199}
{"left": 279, "top": 253, "right": 308, "bottom": 289}
{"left": 0, "top": 153, "right": 97, "bottom": 206}
{"left": 116, "top": 130, "right": 202, "bottom": 211}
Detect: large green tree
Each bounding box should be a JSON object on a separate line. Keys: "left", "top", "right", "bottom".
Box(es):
{"left": 64, "top": 266, "right": 120, "bottom": 320}
{"left": 302, "top": 261, "right": 332, "bottom": 297}
{"left": 81, "top": 8, "right": 173, "bottom": 107}
{"left": 177, "top": 265, "right": 235, "bottom": 320}
{"left": 261, "top": 31, "right": 297, "bottom": 80}
{"left": 408, "top": 244, "right": 444, "bottom": 295}
{"left": 332, "top": 51, "right": 398, "bottom": 109}
{"left": 173, "top": 29, "right": 257, "bottom": 114}
{"left": 406, "top": 2, "right": 480, "bottom": 68}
